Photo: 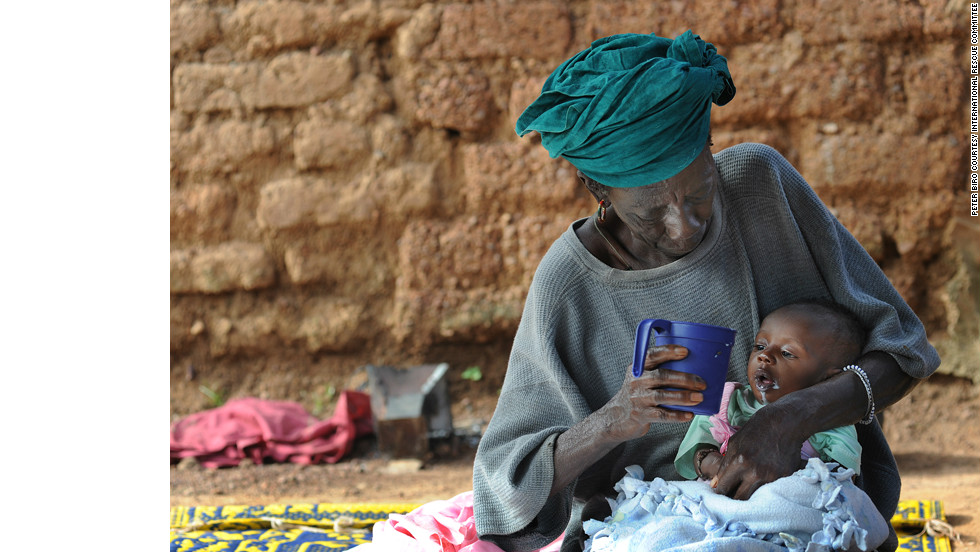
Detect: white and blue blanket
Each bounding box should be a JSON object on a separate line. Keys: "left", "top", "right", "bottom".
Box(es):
{"left": 583, "top": 458, "right": 889, "bottom": 552}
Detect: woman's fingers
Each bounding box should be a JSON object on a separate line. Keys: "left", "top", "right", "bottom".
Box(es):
{"left": 641, "top": 346, "right": 706, "bottom": 390}
{"left": 615, "top": 353, "right": 706, "bottom": 423}
{"left": 710, "top": 415, "right": 802, "bottom": 499}
{"left": 644, "top": 344, "right": 689, "bottom": 366}
{"left": 632, "top": 384, "right": 703, "bottom": 409}
{"left": 712, "top": 465, "right": 766, "bottom": 500}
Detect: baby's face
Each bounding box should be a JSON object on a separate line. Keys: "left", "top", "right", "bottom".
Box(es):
{"left": 747, "top": 308, "right": 841, "bottom": 405}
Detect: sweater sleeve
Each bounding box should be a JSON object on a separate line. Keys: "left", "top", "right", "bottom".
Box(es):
{"left": 780, "top": 155, "right": 939, "bottom": 378}
{"left": 722, "top": 143, "right": 940, "bottom": 379}
{"left": 472, "top": 253, "right": 590, "bottom": 551}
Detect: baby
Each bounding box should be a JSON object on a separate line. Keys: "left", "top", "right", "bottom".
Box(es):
{"left": 674, "top": 300, "right": 867, "bottom": 482}
{"left": 582, "top": 301, "right": 892, "bottom": 552}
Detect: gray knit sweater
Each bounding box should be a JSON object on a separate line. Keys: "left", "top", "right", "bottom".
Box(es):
{"left": 472, "top": 143, "right": 939, "bottom": 551}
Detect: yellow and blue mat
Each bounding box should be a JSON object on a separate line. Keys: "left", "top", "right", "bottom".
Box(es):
{"left": 893, "top": 500, "right": 957, "bottom": 552}
{"left": 170, "top": 502, "right": 419, "bottom": 551}
{"left": 170, "top": 499, "right": 957, "bottom": 551}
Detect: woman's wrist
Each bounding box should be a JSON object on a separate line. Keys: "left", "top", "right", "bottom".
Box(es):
{"left": 550, "top": 405, "right": 631, "bottom": 496}
{"left": 751, "top": 396, "right": 815, "bottom": 444}
{"left": 842, "top": 364, "right": 876, "bottom": 424}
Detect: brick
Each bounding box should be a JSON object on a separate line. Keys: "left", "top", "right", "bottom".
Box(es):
{"left": 394, "top": 210, "right": 564, "bottom": 301}
{"left": 311, "top": 178, "right": 381, "bottom": 227}
{"left": 798, "top": 131, "right": 962, "bottom": 198}
{"left": 258, "top": 165, "right": 433, "bottom": 231}
{"left": 715, "top": 38, "right": 885, "bottom": 124}
{"left": 172, "top": 52, "right": 354, "bottom": 112}
{"left": 296, "top": 298, "right": 366, "bottom": 353}
{"left": 395, "top": 221, "right": 445, "bottom": 293}
{"left": 585, "top": 0, "right": 782, "bottom": 46}
{"left": 226, "top": 1, "right": 412, "bottom": 52}
{"left": 207, "top": 309, "right": 282, "bottom": 358}
{"left": 922, "top": 0, "right": 970, "bottom": 38}
{"left": 439, "top": 218, "right": 505, "bottom": 290}
{"left": 282, "top": 233, "right": 392, "bottom": 294}
{"left": 903, "top": 43, "right": 963, "bottom": 120}
{"left": 170, "top": 249, "right": 195, "bottom": 293}
{"left": 433, "top": 287, "right": 526, "bottom": 341}
{"left": 257, "top": 177, "right": 329, "bottom": 230}
{"left": 888, "top": 190, "right": 955, "bottom": 262}
{"left": 336, "top": 74, "right": 395, "bottom": 124}
{"left": 513, "top": 214, "right": 574, "bottom": 283}
{"left": 294, "top": 119, "right": 370, "bottom": 170}
{"left": 283, "top": 246, "right": 333, "bottom": 285}
{"left": 171, "top": 119, "right": 276, "bottom": 176}
{"left": 370, "top": 114, "right": 411, "bottom": 164}
{"left": 508, "top": 75, "right": 547, "bottom": 128}
{"left": 461, "top": 141, "right": 582, "bottom": 216}
{"left": 172, "top": 63, "right": 252, "bottom": 113}
{"left": 789, "top": 44, "right": 886, "bottom": 121}
{"left": 791, "top": 0, "right": 922, "bottom": 44}
{"left": 390, "top": 286, "right": 526, "bottom": 347}
{"left": 360, "top": 163, "right": 438, "bottom": 222}
{"left": 171, "top": 241, "right": 277, "bottom": 294}
{"left": 170, "top": 184, "right": 237, "bottom": 244}
{"left": 171, "top": 4, "right": 221, "bottom": 57}
{"left": 395, "top": 218, "right": 507, "bottom": 292}
{"left": 334, "top": 2, "right": 413, "bottom": 43}
{"left": 799, "top": 129, "right": 965, "bottom": 267}
{"left": 412, "top": 63, "right": 494, "bottom": 133}
{"left": 225, "top": 1, "right": 334, "bottom": 51}
{"left": 252, "top": 52, "right": 355, "bottom": 109}
{"left": 394, "top": 3, "right": 441, "bottom": 60}
{"left": 421, "top": 2, "right": 571, "bottom": 61}
{"left": 710, "top": 41, "right": 795, "bottom": 125}
{"left": 825, "top": 202, "right": 887, "bottom": 262}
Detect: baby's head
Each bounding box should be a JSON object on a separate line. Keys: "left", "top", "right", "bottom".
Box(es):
{"left": 748, "top": 300, "right": 866, "bottom": 405}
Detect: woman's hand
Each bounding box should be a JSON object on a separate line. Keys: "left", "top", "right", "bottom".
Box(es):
{"left": 709, "top": 402, "right": 805, "bottom": 499}
{"left": 601, "top": 344, "right": 708, "bottom": 442}
{"left": 549, "top": 344, "right": 706, "bottom": 497}
{"left": 711, "top": 351, "right": 917, "bottom": 500}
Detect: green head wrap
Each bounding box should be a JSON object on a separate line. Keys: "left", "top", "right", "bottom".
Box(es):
{"left": 515, "top": 31, "right": 735, "bottom": 187}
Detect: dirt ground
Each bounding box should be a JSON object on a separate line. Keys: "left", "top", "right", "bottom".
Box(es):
{"left": 171, "top": 374, "right": 980, "bottom": 550}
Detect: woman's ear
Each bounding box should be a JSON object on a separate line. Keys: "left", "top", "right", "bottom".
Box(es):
{"left": 578, "top": 170, "right": 607, "bottom": 203}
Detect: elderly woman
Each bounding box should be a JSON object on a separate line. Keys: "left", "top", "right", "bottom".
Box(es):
{"left": 472, "top": 31, "right": 939, "bottom": 552}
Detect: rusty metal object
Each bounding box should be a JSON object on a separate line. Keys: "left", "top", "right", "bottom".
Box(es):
{"left": 367, "top": 363, "right": 452, "bottom": 458}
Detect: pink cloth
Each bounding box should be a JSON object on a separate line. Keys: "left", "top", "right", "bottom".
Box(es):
{"left": 357, "top": 491, "right": 563, "bottom": 552}
{"left": 170, "top": 391, "right": 373, "bottom": 468}
{"left": 708, "top": 382, "right": 740, "bottom": 454}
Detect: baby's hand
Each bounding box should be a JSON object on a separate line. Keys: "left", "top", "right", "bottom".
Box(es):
{"left": 698, "top": 449, "right": 723, "bottom": 481}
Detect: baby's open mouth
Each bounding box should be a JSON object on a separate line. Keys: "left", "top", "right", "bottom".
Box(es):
{"left": 754, "top": 369, "right": 777, "bottom": 392}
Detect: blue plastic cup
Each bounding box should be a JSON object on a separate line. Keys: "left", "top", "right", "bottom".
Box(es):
{"left": 632, "top": 319, "right": 737, "bottom": 416}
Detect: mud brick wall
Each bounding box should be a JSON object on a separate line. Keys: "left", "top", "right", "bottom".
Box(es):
{"left": 171, "top": 0, "right": 979, "bottom": 415}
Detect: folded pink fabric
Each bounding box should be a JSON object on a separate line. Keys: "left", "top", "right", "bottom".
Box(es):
{"left": 170, "top": 391, "right": 373, "bottom": 468}
{"left": 357, "top": 491, "right": 563, "bottom": 552}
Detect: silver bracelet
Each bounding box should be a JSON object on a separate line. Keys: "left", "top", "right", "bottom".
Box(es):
{"left": 842, "top": 364, "right": 875, "bottom": 425}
